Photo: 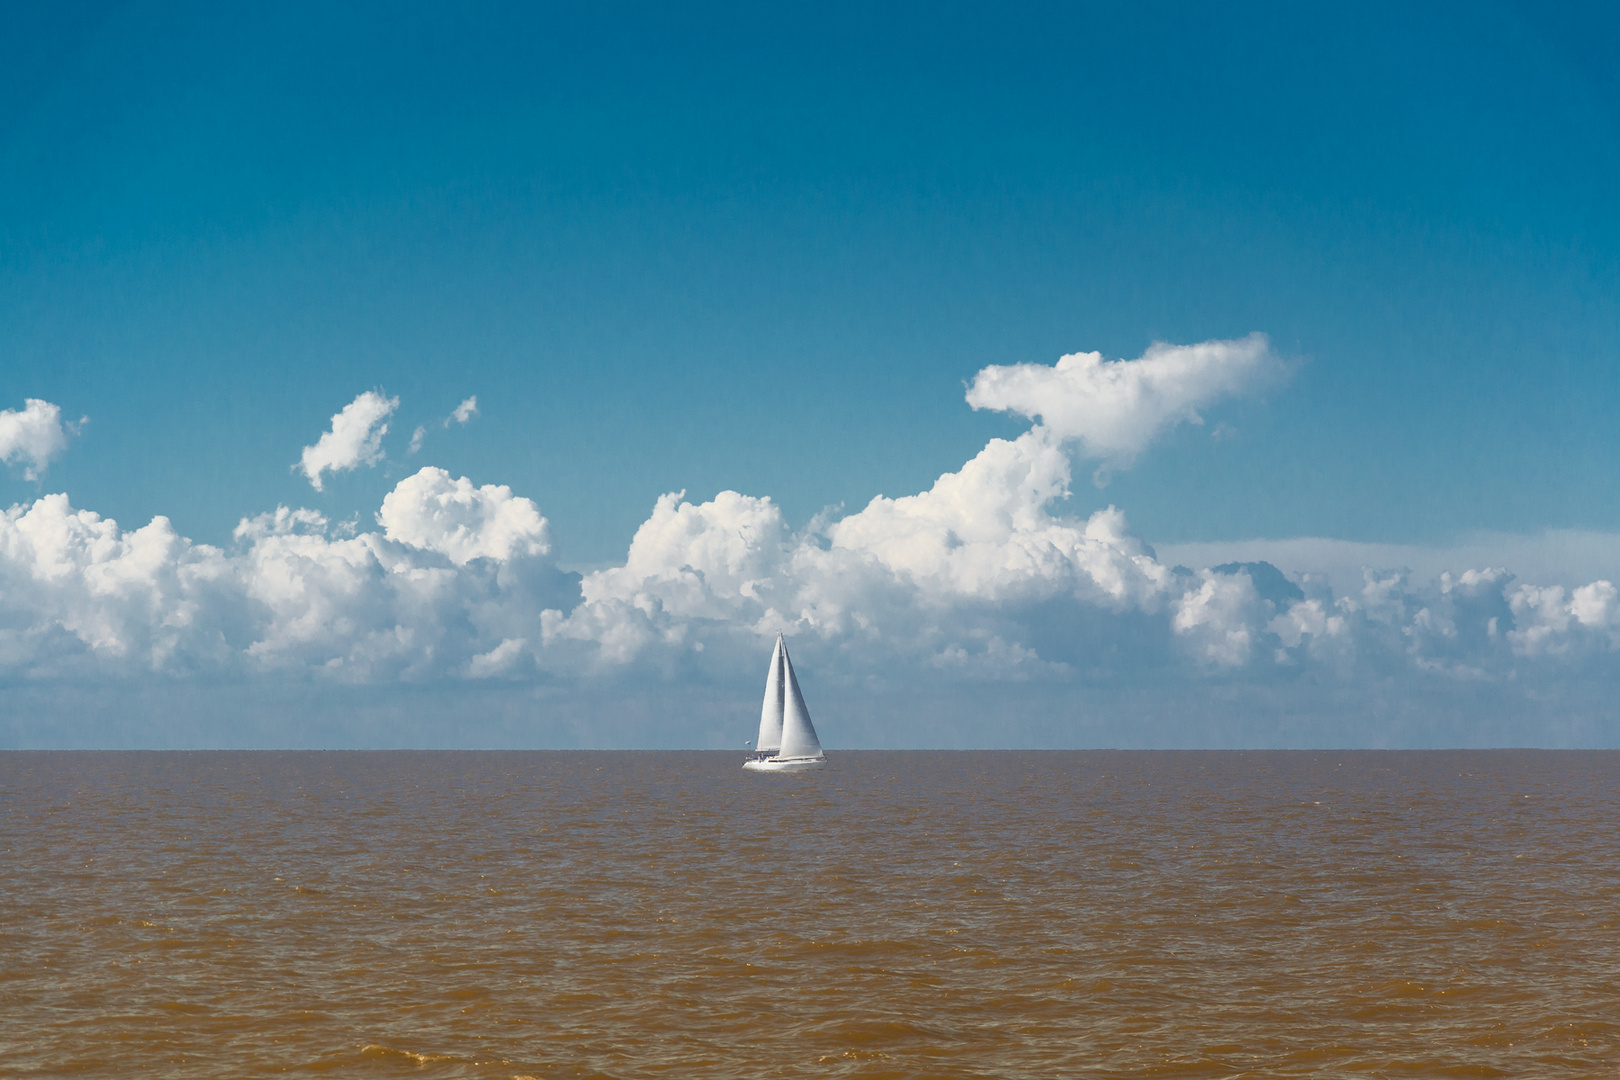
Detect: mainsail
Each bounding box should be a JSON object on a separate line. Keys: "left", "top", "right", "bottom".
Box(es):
{"left": 755, "top": 635, "right": 784, "bottom": 754}
{"left": 776, "top": 637, "right": 823, "bottom": 759}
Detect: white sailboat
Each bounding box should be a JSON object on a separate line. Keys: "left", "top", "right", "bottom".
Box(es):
{"left": 743, "top": 633, "right": 826, "bottom": 772}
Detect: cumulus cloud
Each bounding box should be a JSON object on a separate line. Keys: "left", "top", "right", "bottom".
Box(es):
{"left": 0, "top": 494, "right": 231, "bottom": 673}
{"left": 378, "top": 466, "right": 550, "bottom": 565}
{"left": 536, "top": 464, "right": 1620, "bottom": 693}
{"left": 297, "top": 391, "right": 399, "bottom": 491}
{"left": 823, "top": 430, "right": 1169, "bottom": 609}
{"left": 537, "top": 427, "right": 1181, "bottom": 677}
{"left": 0, "top": 470, "right": 574, "bottom": 683}
{"left": 1508, "top": 580, "right": 1620, "bottom": 657}
{"left": 0, "top": 399, "right": 76, "bottom": 481}
{"left": 966, "top": 333, "right": 1283, "bottom": 482}
{"left": 3, "top": 336, "right": 1619, "bottom": 739}
{"left": 6, "top": 457, "right": 1615, "bottom": 695}
{"left": 1174, "top": 570, "right": 1267, "bottom": 667}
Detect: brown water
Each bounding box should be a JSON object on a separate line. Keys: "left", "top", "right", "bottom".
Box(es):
{"left": 2, "top": 750, "right": 1618, "bottom": 1078}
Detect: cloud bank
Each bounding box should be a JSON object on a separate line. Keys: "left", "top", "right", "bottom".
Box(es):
{"left": 3, "top": 339, "right": 1617, "bottom": 747}
{"left": 0, "top": 470, "right": 576, "bottom": 684}
{"left": 4, "top": 433, "right": 1614, "bottom": 695}
{"left": 297, "top": 391, "right": 398, "bottom": 490}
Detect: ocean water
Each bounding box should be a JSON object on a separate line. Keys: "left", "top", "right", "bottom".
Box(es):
{"left": 2, "top": 749, "right": 1618, "bottom": 1078}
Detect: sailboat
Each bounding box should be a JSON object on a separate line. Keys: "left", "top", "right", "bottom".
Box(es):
{"left": 743, "top": 633, "right": 826, "bottom": 771}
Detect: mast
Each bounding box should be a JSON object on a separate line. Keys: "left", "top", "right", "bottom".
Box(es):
{"left": 755, "top": 634, "right": 784, "bottom": 754}
{"left": 776, "top": 637, "right": 823, "bottom": 759}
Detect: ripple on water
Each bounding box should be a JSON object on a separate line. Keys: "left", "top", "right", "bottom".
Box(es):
{"left": 2, "top": 749, "right": 1619, "bottom": 1078}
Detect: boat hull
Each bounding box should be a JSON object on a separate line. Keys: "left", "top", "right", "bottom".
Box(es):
{"left": 742, "top": 755, "right": 826, "bottom": 772}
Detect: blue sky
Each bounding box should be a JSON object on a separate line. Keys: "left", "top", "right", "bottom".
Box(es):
{"left": 3, "top": 2, "right": 1619, "bottom": 748}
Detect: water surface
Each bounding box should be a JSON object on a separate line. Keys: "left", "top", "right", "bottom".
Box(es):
{"left": 3, "top": 750, "right": 1617, "bottom": 1077}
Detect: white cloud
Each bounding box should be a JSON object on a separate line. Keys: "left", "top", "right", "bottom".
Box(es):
{"left": 13, "top": 459, "right": 1614, "bottom": 693}
{"left": 965, "top": 333, "right": 1282, "bottom": 482}
{"left": 534, "top": 445, "right": 1620, "bottom": 691}
{"left": 1267, "top": 597, "right": 1344, "bottom": 650}
{"left": 297, "top": 391, "right": 399, "bottom": 491}
{"left": 4, "top": 336, "right": 1620, "bottom": 742}
{"left": 0, "top": 399, "right": 75, "bottom": 481}
{"left": 1508, "top": 580, "right": 1620, "bottom": 657}
{"left": 541, "top": 489, "right": 792, "bottom": 665}
{"left": 403, "top": 396, "right": 478, "bottom": 458}
{"left": 1572, "top": 581, "right": 1620, "bottom": 629}
{"left": 543, "top": 430, "right": 1172, "bottom": 672}
{"left": 825, "top": 430, "right": 1169, "bottom": 608}
{"left": 0, "top": 494, "right": 231, "bottom": 671}
{"left": 467, "top": 637, "right": 528, "bottom": 678}
{"left": 377, "top": 467, "right": 550, "bottom": 565}
{"left": 233, "top": 506, "right": 331, "bottom": 542}
{"left": 1173, "top": 570, "right": 1265, "bottom": 666}
{"left": 0, "top": 469, "right": 571, "bottom": 683}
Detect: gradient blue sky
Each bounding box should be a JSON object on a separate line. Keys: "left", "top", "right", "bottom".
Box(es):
{"left": 3, "top": 2, "right": 1619, "bottom": 747}
{"left": 7, "top": 0, "right": 1618, "bottom": 556}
